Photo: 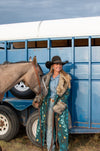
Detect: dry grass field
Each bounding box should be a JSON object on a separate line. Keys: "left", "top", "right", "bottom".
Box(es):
{"left": 0, "top": 127, "right": 100, "bottom": 151}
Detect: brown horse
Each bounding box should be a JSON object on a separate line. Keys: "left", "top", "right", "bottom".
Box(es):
{"left": 0, "top": 56, "right": 43, "bottom": 101}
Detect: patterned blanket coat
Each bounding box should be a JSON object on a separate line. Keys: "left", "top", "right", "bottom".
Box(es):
{"left": 35, "top": 70, "right": 71, "bottom": 151}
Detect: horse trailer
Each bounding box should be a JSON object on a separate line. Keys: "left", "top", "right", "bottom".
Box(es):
{"left": 0, "top": 16, "right": 100, "bottom": 144}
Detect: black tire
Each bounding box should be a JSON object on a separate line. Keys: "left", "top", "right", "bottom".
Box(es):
{"left": 0, "top": 105, "right": 20, "bottom": 141}
{"left": 10, "top": 81, "right": 35, "bottom": 99}
{"left": 26, "top": 111, "right": 41, "bottom": 147}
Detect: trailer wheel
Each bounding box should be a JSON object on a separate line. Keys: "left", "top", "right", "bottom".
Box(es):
{"left": 0, "top": 105, "right": 20, "bottom": 141}
{"left": 10, "top": 81, "right": 35, "bottom": 99}
{"left": 26, "top": 111, "right": 41, "bottom": 147}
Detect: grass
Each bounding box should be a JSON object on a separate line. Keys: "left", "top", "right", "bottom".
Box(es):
{"left": 69, "top": 133, "right": 100, "bottom": 151}
{"left": 0, "top": 127, "right": 100, "bottom": 151}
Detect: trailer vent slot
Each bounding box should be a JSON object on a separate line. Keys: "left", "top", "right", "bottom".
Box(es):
{"left": 74, "top": 39, "right": 88, "bottom": 47}
{"left": 51, "top": 40, "right": 71, "bottom": 47}
{"left": 28, "top": 41, "right": 47, "bottom": 48}
{"left": 13, "top": 42, "right": 25, "bottom": 49}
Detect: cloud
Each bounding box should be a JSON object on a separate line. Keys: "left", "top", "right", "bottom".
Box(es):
{"left": 0, "top": 0, "right": 100, "bottom": 24}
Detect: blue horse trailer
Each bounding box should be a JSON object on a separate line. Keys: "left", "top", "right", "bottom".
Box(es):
{"left": 0, "top": 16, "right": 100, "bottom": 144}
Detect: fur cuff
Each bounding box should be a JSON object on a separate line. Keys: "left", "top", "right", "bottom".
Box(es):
{"left": 53, "top": 101, "right": 67, "bottom": 114}
{"left": 32, "top": 95, "right": 43, "bottom": 108}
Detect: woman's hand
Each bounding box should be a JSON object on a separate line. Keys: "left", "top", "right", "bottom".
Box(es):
{"left": 32, "top": 101, "right": 39, "bottom": 108}
{"left": 35, "top": 102, "right": 39, "bottom": 108}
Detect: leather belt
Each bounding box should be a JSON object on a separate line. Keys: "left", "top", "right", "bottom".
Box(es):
{"left": 50, "top": 98, "right": 55, "bottom": 102}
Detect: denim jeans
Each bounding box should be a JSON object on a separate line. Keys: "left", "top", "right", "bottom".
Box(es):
{"left": 47, "top": 100, "right": 55, "bottom": 151}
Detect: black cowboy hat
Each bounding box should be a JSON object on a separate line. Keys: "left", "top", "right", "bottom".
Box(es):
{"left": 45, "top": 56, "right": 69, "bottom": 69}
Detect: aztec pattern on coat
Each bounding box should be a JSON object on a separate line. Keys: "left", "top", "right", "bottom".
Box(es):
{"left": 35, "top": 70, "right": 71, "bottom": 151}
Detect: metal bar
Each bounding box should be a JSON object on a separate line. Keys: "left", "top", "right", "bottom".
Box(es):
{"left": 48, "top": 39, "right": 51, "bottom": 61}
{"left": 72, "top": 37, "right": 75, "bottom": 126}
{"left": 25, "top": 40, "right": 28, "bottom": 61}
{"left": 91, "top": 35, "right": 100, "bottom": 39}
{"left": 7, "top": 39, "right": 26, "bottom": 43}
{"left": 5, "top": 41, "right": 7, "bottom": 61}
{"left": 28, "top": 38, "right": 48, "bottom": 42}
{"left": 5, "top": 41, "right": 8, "bottom": 98}
{"left": 88, "top": 36, "right": 92, "bottom": 128}
{"left": 70, "top": 127, "right": 100, "bottom": 134}
{"left": 3, "top": 35, "right": 100, "bottom": 44}
{"left": 50, "top": 37, "right": 72, "bottom": 40}
{"left": 1, "top": 35, "right": 100, "bottom": 43}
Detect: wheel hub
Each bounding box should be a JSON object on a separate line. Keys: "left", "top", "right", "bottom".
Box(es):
{"left": 0, "top": 114, "right": 9, "bottom": 135}
{"left": 14, "top": 81, "right": 29, "bottom": 91}
{"left": 32, "top": 119, "right": 38, "bottom": 137}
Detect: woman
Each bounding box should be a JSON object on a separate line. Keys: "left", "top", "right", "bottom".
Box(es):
{"left": 33, "top": 56, "right": 71, "bottom": 151}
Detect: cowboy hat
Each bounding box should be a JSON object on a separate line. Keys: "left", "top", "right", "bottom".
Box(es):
{"left": 45, "top": 56, "right": 69, "bottom": 69}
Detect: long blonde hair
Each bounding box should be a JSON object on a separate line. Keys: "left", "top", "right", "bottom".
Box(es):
{"left": 50, "top": 65, "right": 54, "bottom": 73}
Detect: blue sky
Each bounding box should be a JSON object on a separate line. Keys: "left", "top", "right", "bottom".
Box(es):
{"left": 0, "top": 0, "right": 100, "bottom": 24}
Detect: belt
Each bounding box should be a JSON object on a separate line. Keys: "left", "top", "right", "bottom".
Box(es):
{"left": 50, "top": 98, "right": 55, "bottom": 102}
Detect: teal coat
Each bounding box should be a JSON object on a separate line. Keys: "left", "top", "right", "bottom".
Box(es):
{"left": 35, "top": 70, "right": 71, "bottom": 151}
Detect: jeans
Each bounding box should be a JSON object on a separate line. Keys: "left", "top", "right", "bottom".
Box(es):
{"left": 47, "top": 100, "right": 55, "bottom": 151}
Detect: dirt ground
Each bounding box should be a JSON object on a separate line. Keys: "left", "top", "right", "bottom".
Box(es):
{"left": 0, "top": 127, "right": 100, "bottom": 151}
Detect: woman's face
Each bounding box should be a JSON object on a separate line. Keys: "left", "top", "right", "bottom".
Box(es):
{"left": 53, "top": 63, "right": 62, "bottom": 73}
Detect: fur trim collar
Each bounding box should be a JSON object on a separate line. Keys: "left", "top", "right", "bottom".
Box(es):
{"left": 56, "top": 70, "right": 71, "bottom": 96}
{"left": 42, "top": 70, "right": 71, "bottom": 97}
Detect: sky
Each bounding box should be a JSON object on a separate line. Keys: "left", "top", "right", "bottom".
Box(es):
{"left": 0, "top": 0, "right": 100, "bottom": 25}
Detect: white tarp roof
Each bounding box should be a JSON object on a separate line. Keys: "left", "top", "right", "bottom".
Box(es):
{"left": 0, "top": 16, "right": 100, "bottom": 41}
